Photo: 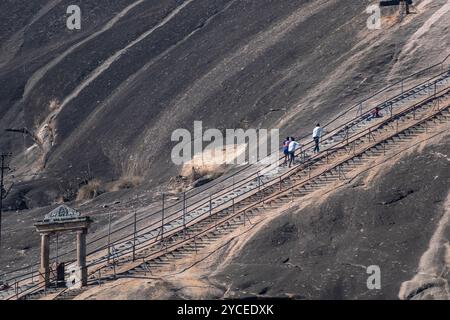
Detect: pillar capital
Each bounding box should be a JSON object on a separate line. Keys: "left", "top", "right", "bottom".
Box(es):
{"left": 76, "top": 228, "right": 87, "bottom": 235}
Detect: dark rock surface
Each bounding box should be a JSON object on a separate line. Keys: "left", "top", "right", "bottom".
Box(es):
{"left": 0, "top": 0, "right": 449, "bottom": 298}
{"left": 1, "top": 0, "right": 448, "bottom": 208}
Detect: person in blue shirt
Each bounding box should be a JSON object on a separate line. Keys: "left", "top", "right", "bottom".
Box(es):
{"left": 282, "top": 137, "right": 291, "bottom": 166}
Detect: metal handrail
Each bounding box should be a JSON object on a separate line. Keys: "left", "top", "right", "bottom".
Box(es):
{"left": 2, "top": 74, "right": 448, "bottom": 292}
{"left": 109, "top": 93, "right": 450, "bottom": 275}
{"left": 55, "top": 85, "right": 450, "bottom": 275}
{"left": 101, "top": 98, "right": 450, "bottom": 277}
{"left": 6, "top": 84, "right": 450, "bottom": 300}
{"left": 2, "top": 54, "right": 449, "bottom": 284}
{"left": 71, "top": 67, "right": 450, "bottom": 257}
{"left": 2, "top": 68, "right": 449, "bottom": 288}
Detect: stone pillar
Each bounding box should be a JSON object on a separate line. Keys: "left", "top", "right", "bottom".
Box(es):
{"left": 76, "top": 229, "right": 87, "bottom": 287}
{"left": 39, "top": 233, "right": 50, "bottom": 288}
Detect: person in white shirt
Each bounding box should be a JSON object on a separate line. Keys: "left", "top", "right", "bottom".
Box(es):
{"left": 288, "top": 137, "right": 300, "bottom": 168}
{"left": 312, "top": 124, "right": 323, "bottom": 153}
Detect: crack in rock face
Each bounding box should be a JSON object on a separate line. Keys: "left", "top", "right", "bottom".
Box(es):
{"left": 399, "top": 193, "right": 450, "bottom": 300}
{"left": 378, "top": 189, "right": 415, "bottom": 205}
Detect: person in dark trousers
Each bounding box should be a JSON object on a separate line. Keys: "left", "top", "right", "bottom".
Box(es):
{"left": 368, "top": 106, "right": 381, "bottom": 120}
{"left": 288, "top": 137, "right": 299, "bottom": 168}
{"left": 313, "top": 124, "right": 323, "bottom": 153}
{"left": 282, "top": 137, "right": 291, "bottom": 166}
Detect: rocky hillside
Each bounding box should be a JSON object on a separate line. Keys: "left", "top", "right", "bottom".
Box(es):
{"left": 63, "top": 129, "right": 450, "bottom": 301}
{"left": 0, "top": 0, "right": 450, "bottom": 300}
{"left": 0, "top": 0, "right": 449, "bottom": 210}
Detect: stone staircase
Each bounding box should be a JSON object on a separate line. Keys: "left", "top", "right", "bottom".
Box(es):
{"left": 113, "top": 88, "right": 450, "bottom": 280}
{"left": 81, "top": 72, "right": 450, "bottom": 270}
{"left": 2, "top": 69, "right": 450, "bottom": 300}
{"left": 82, "top": 82, "right": 450, "bottom": 282}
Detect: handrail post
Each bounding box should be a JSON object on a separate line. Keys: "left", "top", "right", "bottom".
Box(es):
{"left": 257, "top": 172, "right": 264, "bottom": 202}
{"left": 183, "top": 192, "right": 186, "bottom": 238}
{"left": 161, "top": 193, "right": 165, "bottom": 247}
{"left": 257, "top": 172, "right": 261, "bottom": 191}
{"left": 194, "top": 236, "right": 197, "bottom": 254}
{"left": 132, "top": 208, "right": 137, "bottom": 262}
{"left": 107, "top": 213, "right": 112, "bottom": 265}
{"left": 215, "top": 208, "right": 218, "bottom": 230}
{"left": 209, "top": 194, "right": 212, "bottom": 219}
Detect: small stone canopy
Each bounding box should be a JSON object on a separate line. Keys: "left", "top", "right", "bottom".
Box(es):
{"left": 43, "top": 205, "right": 81, "bottom": 222}
{"left": 35, "top": 205, "right": 92, "bottom": 234}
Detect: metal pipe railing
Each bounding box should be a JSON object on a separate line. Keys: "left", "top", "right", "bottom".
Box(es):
{"left": 5, "top": 88, "right": 450, "bottom": 300}
{"left": 2, "top": 53, "right": 450, "bottom": 291}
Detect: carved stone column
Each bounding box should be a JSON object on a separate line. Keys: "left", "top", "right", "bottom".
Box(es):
{"left": 39, "top": 233, "right": 50, "bottom": 288}
{"left": 76, "top": 229, "right": 87, "bottom": 286}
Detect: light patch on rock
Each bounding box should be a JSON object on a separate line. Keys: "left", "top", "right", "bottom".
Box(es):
{"left": 432, "top": 152, "right": 450, "bottom": 162}
{"left": 180, "top": 143, "right": 247, "bottom": 177}
{"left": 391, "top": 0, "right": 450, "bottom": 72}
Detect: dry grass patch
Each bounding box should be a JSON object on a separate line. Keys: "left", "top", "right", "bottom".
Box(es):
{"left": 76, "top": 179, "right": 105, "bottom": 201}
{"left": 105, "top": 176, "right": 144, "bottom": 192}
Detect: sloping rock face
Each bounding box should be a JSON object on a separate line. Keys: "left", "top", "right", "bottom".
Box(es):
{"left": 212, "top": 133, "right": 450, "bottom": 300}
{"left": 0, "top": 0, "right": 449, "bottom": 207}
